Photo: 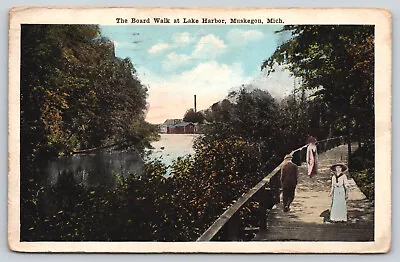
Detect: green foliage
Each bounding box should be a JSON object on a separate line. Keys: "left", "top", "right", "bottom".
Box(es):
{"left": 349, "top": 145, "right": 374, "bottom": 200}
{"left": 20, "top": 24, "right": 157, "bottom": 162}
{"left": 176, "top": 136, "right": 262, "bottom": 239}
{"left": 278, "top": 94, "right": 310, "bottom": 151}
{"left": 262, "top": 25, "right": 374, "bottom": 146}
{"left": 203, "top": 99, "right": 233, "bottom": 123}
{"left": 202, "top": 87, "right": 311, "bottom": 161}
{"left": 183, "top": 108, "right": 204, "bottom": 123}
{"left": 352, "top": 169, "right": 374, "bottom": 200}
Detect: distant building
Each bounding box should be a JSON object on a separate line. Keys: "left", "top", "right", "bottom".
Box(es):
{"left": 160, "top": 119, "right": 181, "bottom": 133}
{"left": 160, "top": 119, "right": 198, "bottom": 134}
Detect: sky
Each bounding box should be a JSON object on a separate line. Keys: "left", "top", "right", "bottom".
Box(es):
{"left": 100, "top": 25, "right": 296, "bottom": 124}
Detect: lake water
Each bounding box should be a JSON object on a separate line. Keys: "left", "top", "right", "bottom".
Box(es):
{"left": 43, "top": 134, "right": 199, "bottom": 187}
{"left": 146, "top": 134, "right": 199, "bottom": 166}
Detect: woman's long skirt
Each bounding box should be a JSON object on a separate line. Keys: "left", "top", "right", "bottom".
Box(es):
{"left": 307, "top": 153, "right": 317, "bottom": 177}
{"left": 330, "top": 185, "right": 348, "bottom": 222}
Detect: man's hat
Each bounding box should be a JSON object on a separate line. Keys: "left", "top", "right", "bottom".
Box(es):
{"left": 284, "top": 154, "right": 293, "bottom": 160}
{"left": 330, "top": 163, "right": 348, "bottom": 172}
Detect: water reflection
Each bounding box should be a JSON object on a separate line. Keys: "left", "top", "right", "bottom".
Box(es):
{"left": 44, "top": 149, "right": 144, "bottom": 188}
{"left": 41, "top": 134, "right": 199, "bottom": 188}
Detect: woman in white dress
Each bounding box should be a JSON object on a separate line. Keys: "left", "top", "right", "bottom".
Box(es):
{"left": 306, "top": 136, "right": 318, "bottom": 177}
{"left": 329, "top": 164, "right": 350, "bottom": 222}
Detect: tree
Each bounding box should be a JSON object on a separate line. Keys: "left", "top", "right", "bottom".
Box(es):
{"left": 262, "top": 25, "right": 374, "bottom": 160}
{"left": 228, "top": 88, "right": 282, "bottom": 162}
{"left": 183, "top": 108, "right": 204, "bottom": 123}
{"left": 20, "top": 24, "right": 157, "bottom": 163}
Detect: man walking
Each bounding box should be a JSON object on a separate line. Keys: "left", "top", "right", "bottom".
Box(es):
{"left": 280, "top": 154, "right": 299, "bottom": 212}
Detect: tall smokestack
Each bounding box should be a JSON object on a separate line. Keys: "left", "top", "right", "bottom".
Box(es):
{"left": 194, "top": 95, "right": 197, "bottom": 112}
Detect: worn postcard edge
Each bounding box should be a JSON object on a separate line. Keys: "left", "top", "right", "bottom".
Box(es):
{"left": 8, "top": 6, "right": 392, "bottom": 253}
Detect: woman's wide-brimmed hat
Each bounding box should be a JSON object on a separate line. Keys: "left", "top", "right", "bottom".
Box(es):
{"left": 307, "top": 136, "right": 317, "bottom": 144}
{"left": 330, "top": 163, "right": 348, "bottom": 172}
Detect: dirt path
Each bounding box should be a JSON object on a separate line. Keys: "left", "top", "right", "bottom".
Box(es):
{"left": 254, "top": 144, "right": 374, "bottom": 241}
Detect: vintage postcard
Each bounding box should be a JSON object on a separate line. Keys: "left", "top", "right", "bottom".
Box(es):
{"left": 8, "top": 7, "right": 391, "bottom": 253}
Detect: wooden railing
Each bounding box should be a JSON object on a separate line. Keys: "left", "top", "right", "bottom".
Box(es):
{"left": 196, "top": 136, "right": 346, "bottom": 241}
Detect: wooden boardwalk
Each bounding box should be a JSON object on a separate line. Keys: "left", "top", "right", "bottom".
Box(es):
{"left": 254, "top": 144, "right": 374, "bottom": 241}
